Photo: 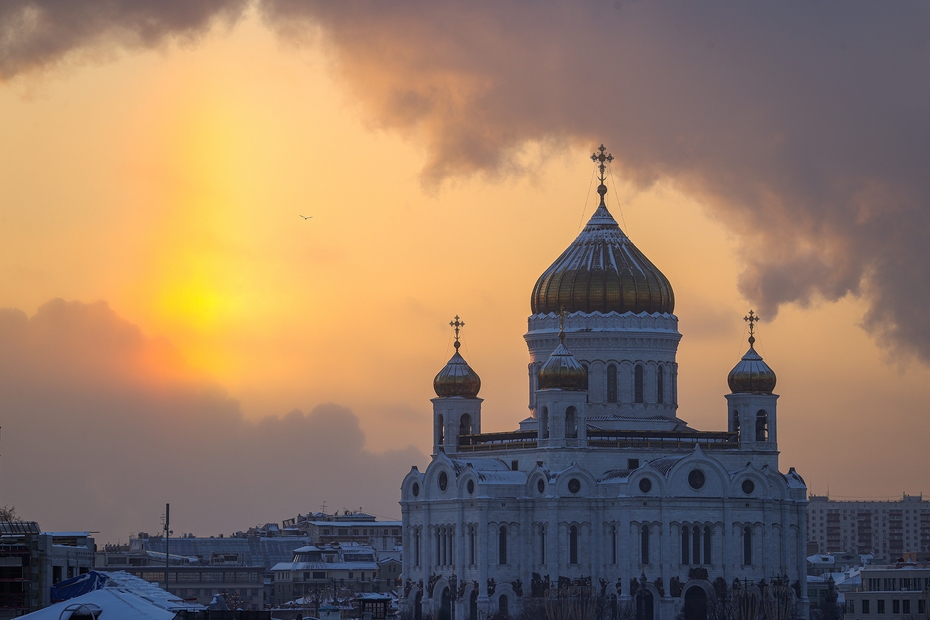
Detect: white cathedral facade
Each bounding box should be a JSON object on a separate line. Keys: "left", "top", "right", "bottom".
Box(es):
{"left": 400, "top": 148, "right": 809, "bottom": 620}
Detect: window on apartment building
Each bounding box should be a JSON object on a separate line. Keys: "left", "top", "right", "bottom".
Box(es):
{"left": 892, "top": 600, "right": 900, "bottom": 614}
{"left": 902, "top": 600, "right": 910, "bottom": 615}
{"left": 877, "top": 600, "right": 885, "bottom": 614}
{"left": 862, "top": 600, "right": 870, "bottom": 614}
{"left": 918, "top": 600, "right": 925, "bottom": 614}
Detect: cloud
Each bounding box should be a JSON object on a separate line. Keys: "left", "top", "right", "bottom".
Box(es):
{"left": 4, "top": 2, "right": 929, "bottom": 356}
{"left": 0, "top": 299, "right": 425, "bottom": 542}
{"left": 0, "top": 0, "right": 249, "bottom": 80}
{"left": 257, "top": 1, "right": 930, "bottom": 362}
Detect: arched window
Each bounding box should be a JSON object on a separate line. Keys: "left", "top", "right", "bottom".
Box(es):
{"left": 756, "top": 410, "right": 768, "bottom": 441}
{"left": 540, "top": 407, "right": 549, "bottom": 439}
{"left": 612, "top": 526, "right": 618, "bottom": 564}
{"left": 437, "top": 527, "right": 443, "bottom": 566}
{"left": 581, "top": 363, "right": 589, "bottom": 391}
{"left": 415, "top": 528, "right": 420, "bottom": 567}
{"left": 499, "top": 595, "right": 508, "bottom": 616}
{"left": 732, "top": 411, "right": 741, "bottom": 440}
{"left": 703, "top": 526, "right": 712, "bottom": 565}
{"left": 692, "top": 526, "right": 701, "bottom": 564}
{"left": 607, "top": 364, "right": 618, "bottom": 403}
{"left": 566, "top": 406, "right": 578, "bottom": 439}
{"left": 540, "top": 526, "right": 546, "bottom": 565}
{"left": 657, "top": 365, "right": 664, "bottom": 404}
{"left": 438, "top": 415, "right": 444, "bottom": 445}
{"left": 499, "top": 525, "right": 508, "bottom": 565}
{"left": 634, "top": 365, "right": 644, "bottom": 403}
{"left": 469, "top": 526, "right": 476, "bottom": 566}
{"left": 743, "top": 526, "right": 752, "bottom": 566}
{"left": 460, "top": 414, "right": 472, "bottom": 436}
{"left": 641, "top": 525, "right": 650, "bottom": 565}
{"left": 681, "top": 526, "right": 689, "bottom": 564}
{"left": 569, "top": 526, "right": 579, "bottom": 565}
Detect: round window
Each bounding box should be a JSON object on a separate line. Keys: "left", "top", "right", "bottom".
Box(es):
{"left": 412, "top": 482, "right": 419, "bottom": 497}
{"left": 639, "top": 478, "right": 652, "bottom": 493}
{"left": 467, "top": 480, "right": 475, "bottom": 494}
{"left": 742, "top": 479, "right": 755, "bottom": 495}
{"left": 688, "top": 469, "right": 706, "bottom": 490}
{"left": 439, "top": 471, "right": 448, "bottom": 491}
{"left": 568, "top": 478, "right": 581, "bottom": 494}
{"left": 537, "top": 479, "right": 545, "bottom": 494}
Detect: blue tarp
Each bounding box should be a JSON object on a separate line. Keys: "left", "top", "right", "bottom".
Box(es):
{"left": 51, "top": 570, "right": 109, "bottom": 602}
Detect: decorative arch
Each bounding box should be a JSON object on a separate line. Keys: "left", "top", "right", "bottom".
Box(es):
{"left": 460, "top": 413, "right": 472, "bottom": 436}
{"left": 657, "top": 365, "right": 665, "bottom": 404}
{"left": 756, "top": 410, "right": 768, "bottom": 441}
{"left": 566, "top": 406, "right": 578, "bottom": 438}
{"left": 607, "top": 364, "right": 618, "bottom": 403}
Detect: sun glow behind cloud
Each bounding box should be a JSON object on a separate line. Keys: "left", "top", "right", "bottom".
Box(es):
{"left": 3, "top": 6, "right": 930, "bottom": 527}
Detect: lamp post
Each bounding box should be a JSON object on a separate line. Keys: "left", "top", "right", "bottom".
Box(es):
{"left": 449, "top": 574, "right": 458, "bottom": 620}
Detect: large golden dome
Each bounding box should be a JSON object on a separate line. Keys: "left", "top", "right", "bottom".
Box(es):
{"left": 530, "top": 189, "right": 675, "bottom": 316}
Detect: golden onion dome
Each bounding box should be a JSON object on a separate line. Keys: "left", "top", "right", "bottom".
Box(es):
{"left": 537, "top": 328, "right": 587, "bottom": 391}
{"left": 433, "top": 316, "right": 481, "bottom": 398}
{"left": 532, "top": 146, "right": 673, "bottom": 316}
{"left": 727, "top": 312, "right": 776, "bottom": 394}
{"left": 531, "top": 196, "right": 675, "bottom": 315}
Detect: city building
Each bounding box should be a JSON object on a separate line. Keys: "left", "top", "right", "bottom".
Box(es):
{"left": 807, "top": 494, "right": 930, "bottom": 562}
{"left": 844, "top": 564, "right": 930, "bottom": 620}
{"left": 270, "top": 543, "right": 387, "bottom": 605}
{"left": 279, "top": 511, "right": 402, "bottom": 554}
{"left": 400, "top": 147, "right": 810, "bottom": 620}
{"left": 0, "top": 522, "right": 95, "bottom": 618}
{"left": 96, "top": 534, "right": 301, "bottom": 610}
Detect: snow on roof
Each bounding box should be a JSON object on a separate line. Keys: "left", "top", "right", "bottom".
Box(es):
{"left": 648, "top": 456, "right": 684, "bottom": 475}
{"left": 22, "top": 588, "right": 178, "bottom": 619}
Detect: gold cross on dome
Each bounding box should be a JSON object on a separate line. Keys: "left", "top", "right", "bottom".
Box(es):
{"left": 450, "top": 315, "right": 465, "bottom": 350}
{"left": 591, "top": 144, "right": 614, "bottom": 184}
{"left": 743, "top": 310, "right": 759, "bottom": 344}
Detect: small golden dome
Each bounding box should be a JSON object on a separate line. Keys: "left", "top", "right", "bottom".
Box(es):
{"left": 538, "top": 317, "right": 587, "bottom": 391}
{"left": 433, "top": 349, "right": 481, "bottom": 398}
{"left": 433, "top": 315, "right": 481, "bottom": 398}
{"left": 727, "top": 311, "right": 776, "bottom": 394}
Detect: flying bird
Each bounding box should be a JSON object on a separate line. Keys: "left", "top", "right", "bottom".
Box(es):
{"left": 299, "top": 215, "right": 313, "bottom": 220}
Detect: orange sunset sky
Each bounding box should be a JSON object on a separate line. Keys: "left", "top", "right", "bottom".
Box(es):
{"left": 2, "top": 2, "right": 930, "bottom": 543}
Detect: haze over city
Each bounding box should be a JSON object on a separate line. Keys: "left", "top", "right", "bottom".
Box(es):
{"left": 1, "top": 2, "right": 929, "bottom": 545}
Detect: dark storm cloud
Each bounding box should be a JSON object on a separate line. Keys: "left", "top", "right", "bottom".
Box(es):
{"left": 258, "top": 1, "right": 930, "bottom": 361}
{"left": 4, "top": 2, "right": 930, "bottom": 361}
{"left": 0, "top": 300, "right": 423, "bottom": 542}
{"left": 0, "top": 0, "right": 248, "bottom": 80}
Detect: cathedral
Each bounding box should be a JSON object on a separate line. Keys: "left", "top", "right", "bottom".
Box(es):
{"left": 400, "top": 147, "right": 809, "bottom": 620}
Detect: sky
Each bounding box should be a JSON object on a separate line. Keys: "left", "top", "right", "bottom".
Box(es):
{"left": 1, "top": 1, "right": 930, "bottom": 544}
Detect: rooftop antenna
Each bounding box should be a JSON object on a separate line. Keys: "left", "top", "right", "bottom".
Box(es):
{"left": 163, "top": 503, "right": 172, "bottom": 591}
